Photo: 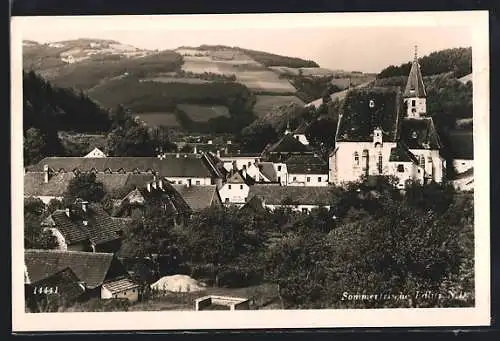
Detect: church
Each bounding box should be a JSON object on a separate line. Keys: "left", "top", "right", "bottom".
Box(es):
{"left": 328, "top": 48, "right": 445, "bottom": 189}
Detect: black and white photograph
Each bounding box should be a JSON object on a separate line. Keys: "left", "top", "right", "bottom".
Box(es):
{"left": 11, "top": 11, "right": 490, "bottom": 331}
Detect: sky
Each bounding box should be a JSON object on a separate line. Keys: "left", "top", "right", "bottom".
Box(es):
{"left": 14, "top": 13, "right": 474, "bottom": 73}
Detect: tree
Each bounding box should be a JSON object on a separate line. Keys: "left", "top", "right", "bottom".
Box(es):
{"left": 149, "top": 126, "right": 177, "bottom": 154}
{"left": 64, "top": 172, "right": 106, "bottom": 203}
{"left": 24, "top": 127, "right": 46, "bottom": 166}
{"left": 238, "top": 123, "right": 279, "bottom": 153}
{"left": 24, "top": 197, "right": 58, "bottom": 249}
{"left": 106, "top": 125, "right": 155, "bottom": 157}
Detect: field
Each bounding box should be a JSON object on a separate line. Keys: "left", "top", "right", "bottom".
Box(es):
{"left": 236, "top": 70, "right": 297, "bottom": 94}
{"left": 139, "top": 77, "right": 210, "bottom": 84}
{"left": 253, "top": 95, "right": 305, "bottom": 117}
{"left": 134, "top": 112, "right": 181, "bottom": 127}
{"left": 177, "top": 104, "right": 230, "bottom": 122}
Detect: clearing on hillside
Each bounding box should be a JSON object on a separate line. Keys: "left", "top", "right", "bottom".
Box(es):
{"left": 135, "top": 112, "right": 181, "bottom": 128}
{"left": 177, "top": 104, "right": 230, "bottom": 122}
{"left": 253, "top": 95, "right": 305, "bottom": 117}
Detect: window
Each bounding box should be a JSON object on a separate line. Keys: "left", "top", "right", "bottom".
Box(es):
{"left": 302, "top": 208, "right": 308, "bottom": 213}
{"left": 318, "top": 177, "right": 322, "bottom": 182}
{"left": 419, "top": 156, "right": 425, "bottom": 168}
{"left": 132, "top": 289, "right": 135, "bottom": 293}
{"left": 178, "top": 180, "right": 182, "bottom": 184}
{"left": 277, "top": 176, "right": 281, "bottom": 183}
{"left": 228, "top": 185, "right": 232, "bottom": 189}
{"left": 307, "top": 177, "right": 311, "bottom": 182}
{"left": 225, "top": 198, "right": 229, "bottom": 203}
{"left": 277, "top": 165, "right": 282, "bottom": 171}
{"left": 369, "top": 99, "right": 375, "bottom": 108}
{"left": 427, "top": 157, "right": 433, "bottom": 163}
{"left": 248, "top": 161, "right": 251, "bottom": 166}
{"left": 354, "top": 152, "right": 360, "bottom": 166}
{"left": 362, "top": 150, "right": 369, "bottom": 173}
{"left": 411, "top": 100, "right": 416, "bottom": 107}
{"left": 397, "top": 164, "right": 405, "bottom": 172}
{"left": 195, "top": 180, "right": 200, "bottom": 185}
{"left": 293, "top": 176, "right": 297, "bottom": 181}
{"left": 377, "top": 153, "right": 383, "bottom": 174}
{"left": 240, "top": 185, "right": 243, "bottom": 190}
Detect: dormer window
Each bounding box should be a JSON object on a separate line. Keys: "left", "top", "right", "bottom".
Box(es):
{"left": 412, "top": 131, "right": 418, "bottom": 139}
{"left": 369, "top": 100, "right": 375, "bottom": 108}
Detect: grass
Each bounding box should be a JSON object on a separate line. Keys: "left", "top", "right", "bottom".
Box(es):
{"left": 177, "top": 104, "right": 230, "bottom": 122}
{"left": 135, "top": 112, "right": 181, "bottom": 127}
{"left": 253, "top": 95, "right": 305, "bottom": 117}
{"left": 140, "top": 77, "right": 210, "bottom": 84}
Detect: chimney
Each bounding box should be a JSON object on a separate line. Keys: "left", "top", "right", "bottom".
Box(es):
{"left": 158, "top": 179, "right": 164, "bottom": 190}
{"left": 43, "top": 165, "right": 49, "bottom": 183}
{"left": 65, "top": 208, "right": 70, "bottom": 217}
{"left": 216, "top": 150, "right": 221, "bottom": 157}
{"left": 153, "top": 173, "right": 157, "bottom": 182}
{"left": 147, "top": 183, "right": 151, "bottom": 192}
{"left": 176, "top": 153, "right": 180, "bottom": 158}
{"left": 81, "top": 201, "right": 88, "bottom": 212}
{"left": 152, "top": 181, "right": 157, "bottom": 190}
{"left": 193, "top": 145, "right": 197, "bottom": 154}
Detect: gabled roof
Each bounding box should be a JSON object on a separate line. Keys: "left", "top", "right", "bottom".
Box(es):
{"left": 265, "top": 134, "right": 314, "bottom": 154}
{"left": 247, "top": 185, "right": 334, "bottom": 206}
{"left": 26, "top": 267, "right": 86, "bottom": 303}
{"left": 41, "top": 203, "right": 122, "bottom": 246}
{"left": 403, "top": 58, "right": 427, "bottom": 98}
{"left": 258, "top": 162, "right": 278, "bottom": 182}
{"left": 172, "top": 184, "right": 220, "bottom": 211}
{"left": 336, "top": 87, "right": 402, "bottom": 143}
{"left": 84, "top": 147, "right": 107, "bottom": 158}
{"left": 24, "top": 249, "right": 128, "bottom": 289}
{"left": 285, "top": 154, "right": 328, "bottom": 174}
{"left": 102, "top": 278, "right": 139, "bottom": 294}
{"left": 447, "top": 131, "right": 474, "bottom": 160}
{"left": 389, "top": 143, "right": 419, "bottom": 164}
{"left": 226, "top": 171, "right": 246, "bottom": 184}
{"left": 26, "top": 154, "right": 219, "bottom": 178}
{"left": 400, "top": 118, "right": 441, "bottom": 150}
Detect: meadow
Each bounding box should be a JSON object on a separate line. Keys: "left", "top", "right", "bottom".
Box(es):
{"left": 177, "top": 104, "right": 230, "bottom": 122}
{"left": 135, "top": 112, "right": 181, "bottom": 128}
{"left": 253, "top": 95, "right": 305, "bottom": 117}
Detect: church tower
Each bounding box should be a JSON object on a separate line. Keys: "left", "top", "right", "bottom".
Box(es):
{"left": 404, "top": 45, "right": 427, "bottom": 118}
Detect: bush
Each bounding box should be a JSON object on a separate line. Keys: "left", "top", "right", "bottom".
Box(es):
{"left": 64, "top": 298, "right": 131, "bottom": 312}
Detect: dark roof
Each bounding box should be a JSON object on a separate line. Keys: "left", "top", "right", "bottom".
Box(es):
{"left": 336, "top": 87, "right": 402, "bottom": 143}
{"left": 389, "top": 143, "right": 419, "bottom": 164}
{"left": 247, "top": 185, "right": 334, "bottom": 206}
{"left": 293, "top": 122, "right": 309, "bottom": 134}
{"left": 172, "top": 184, "right": 220, "bottom": 211}
{"left": 102, "top": 278, "right": 139, "bottom": 294}
{"left": 24, "top": 172, "right": 154, "bottom": 198}
{"left": 27, "top": 267, "right": 85, "bottom": 303}
{"left": 27, "top": 154, "right": 219, "bottom": 178}
{"left": 447, "top": 131, "right": 474, "bottom": 159}
{"left": 258, "top": 162, "right": 278, "bottom": 182}
{"left": 265, "top": 134, "right": 314, "bottom": 154}
{"left": 24, "top": 249, "right": 127, "bottom": 289}
{"left": 285, "top": 154, "right": 328, "bottom": 174}
{"left": 400, "top": 118, "right": 441, "bottom": 150}
{"left": 455, "top": 167, "right": 474, "bottom": 180}
{"left": 41, "top": 203, "right": 122, "bottom": 246}
{"left": 240, "top": 196, "right": 269, "bottom": 215}
{"left": 226, "top": 171, "right": 246, "bottom": 184}
{"left": 403, "top": 59, "right": 427, "bottom": 98}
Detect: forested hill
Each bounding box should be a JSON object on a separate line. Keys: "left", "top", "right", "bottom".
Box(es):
{"left": 23, "top": 70, "right": 112, "bottom": 134}
{"left": 377, "top": 47, "right": 472, "bottom": 79}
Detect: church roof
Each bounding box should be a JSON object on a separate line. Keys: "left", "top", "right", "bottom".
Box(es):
{"left": 389, "top": 143, "right": 419, "bottom": 164}
{"left": 336, "top": 87, "right": 402, "bottom": 143}
{"left": 400, "top": 118, "right": 441, "bottom": 150}
{"left": 403, "top": 58, "right": 426, "bottom": 98}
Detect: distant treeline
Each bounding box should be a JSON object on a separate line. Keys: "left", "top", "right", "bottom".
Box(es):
{"left": 377, "top": 47, "right": 472, "bottom": 79}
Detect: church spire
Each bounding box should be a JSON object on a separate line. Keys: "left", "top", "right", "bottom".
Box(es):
{"left": 404, "top": 45, "right": 426, "bottom": 98}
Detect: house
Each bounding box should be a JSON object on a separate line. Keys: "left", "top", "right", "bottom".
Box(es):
{"left": 328, "top": 48, "right": 443, "bottom": 189}
{"left": 285, "top": 154, "right": 329, "bottom": 187}
{"left": 452, "top": 167, "right": 474, "bottom": 191}
{"left": 84, "top": 147, "right": 107, "bottom": 158}
{"left": 447, "top": 130, "right": 474, "bottom": 175}
{"left": 112, "top": 179, "right": 192, "bottom": 226}
{"left": 27, "top": 153, "right": 223, "bottom": 188}
{"left": 246, "top": 184, "right": 334, "bottom": 213}
{"left": 172, "top": 184, "right": 222, "bottom": 212}
{"left": 218, "top": 171, "right": 250, "bottom": 204}
{"left": 24, "top": 249, "right": 140, "bottom": 303}
{"left": 292, "top": 122, "right": 310, "bottom": 145}
{"left": 261, "top": 133, "right": 316, "bottom": 163}
{"left": 215, "top": 148, "right": 262, "bottom": 173}
{"left": 40, "top": 200, "right": 123, "bottom": 253}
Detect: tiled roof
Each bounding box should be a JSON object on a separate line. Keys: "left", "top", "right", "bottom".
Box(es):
{"left": 400, "top": 118, "right": 441, "bottom": 150}
{"left": 265, "top": 134, "right": 314, "bottom": 154}
{"left": 285, "top": 154, "right": 329, "bottom": 174}
{"left": 247, "top": 184, "right": 334, "bottom": 206}
{"left": 447, "top": 131, "right": 473, "bottom": 160}
{"left": 41, "top": 203, "right": 122, "bottom": 246}
{"left": 27, "top": 267, "right": 86, "bottom": 303}
{"left": 27, "top": 154, "right": 218, "bottom": 178}
{"left": 389, "top": 143, "right": 419, "bottom": 164}
{"left": 137, "top": 185, "right": 192, "bottom": 215}
{"left": 102, "top": 277, "right": 139, "bottom": 294}
{"left": 226, "top": 171, "right": 246, "bottom": 184}
{"left": 293, "top": 122, "right": 309, "bottom": 134}
{"left": 24, "top": 249, "right": 127, "bottom": 289}
{"left": 403, "top": 59, "right": 427, "bottom": 98}
{"left": 172, "top": 184, "right": 220, "bottom": 211}
{"left": 336, "top": 87, "right": 402, "bottom": 143}
{"left": 258, "top": 162, "right": 278, "bottom": 182}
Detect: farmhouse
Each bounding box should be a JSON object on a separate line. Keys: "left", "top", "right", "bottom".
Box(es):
{"left": 245, "top": 184, "right": 334, "bottom": 213}
{"left": 328, "top": 49, "right": 444, "bottom": 189}
{"left": 24, "top": 249, "right": 140, "bottom": 303}
{"left": 27, "top": 153, "right": 223, "bottom": 188}
{"left": 285, "top": 154, "right": 329, "bottom": 187}
{"left": 41, "top": 200, "right": 123, "bottom": 253}
{"left": 112, "top": 179, "right": 192, "bottom": 226}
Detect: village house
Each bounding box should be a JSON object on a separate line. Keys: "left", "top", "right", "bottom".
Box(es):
{"left": 41, "top": 200, "right": 123, "bottom": 253}
{"left": 112, "top": 179, "right": 192, "bottom": 227}
{"left": 285, "top": 154, "right": 329, "bottom": 187}
{"left": 215, "top": 147, "right": 262, "bottom": 173}
{"left": 172, "top": 183, "right": 222, "bottom": 212}
{"left": 26, "top": 152, "right": 223, "bottom": 189}
{"left": 261, "top": 132, "right": 316, "bottom": 163}
{"left": 328, "top": 48, "right": 444, "bottom": 189}
{"left": 245, "top": 184, "right": 334, "bottom": 213}
{"left": 24, "top": 249, "right": 140, "bottom": 303}
{"left": 218, "top": 170, "right": 251, "bottom": 204}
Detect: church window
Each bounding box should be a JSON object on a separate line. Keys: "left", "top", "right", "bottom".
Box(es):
{"left": 419, "top": 156, "right": 425, "bottom": 168}
{"left": 397, "top": 164, "right": 405, "bottom": 173}
{"left": 354, "top": 152, "right": 360, "bottom": 166}
{"left": 377, "top": 153, "right": 383, "bottom": 174}
{"left": 361, "top": 150, "right": 369, "bottom": 173}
